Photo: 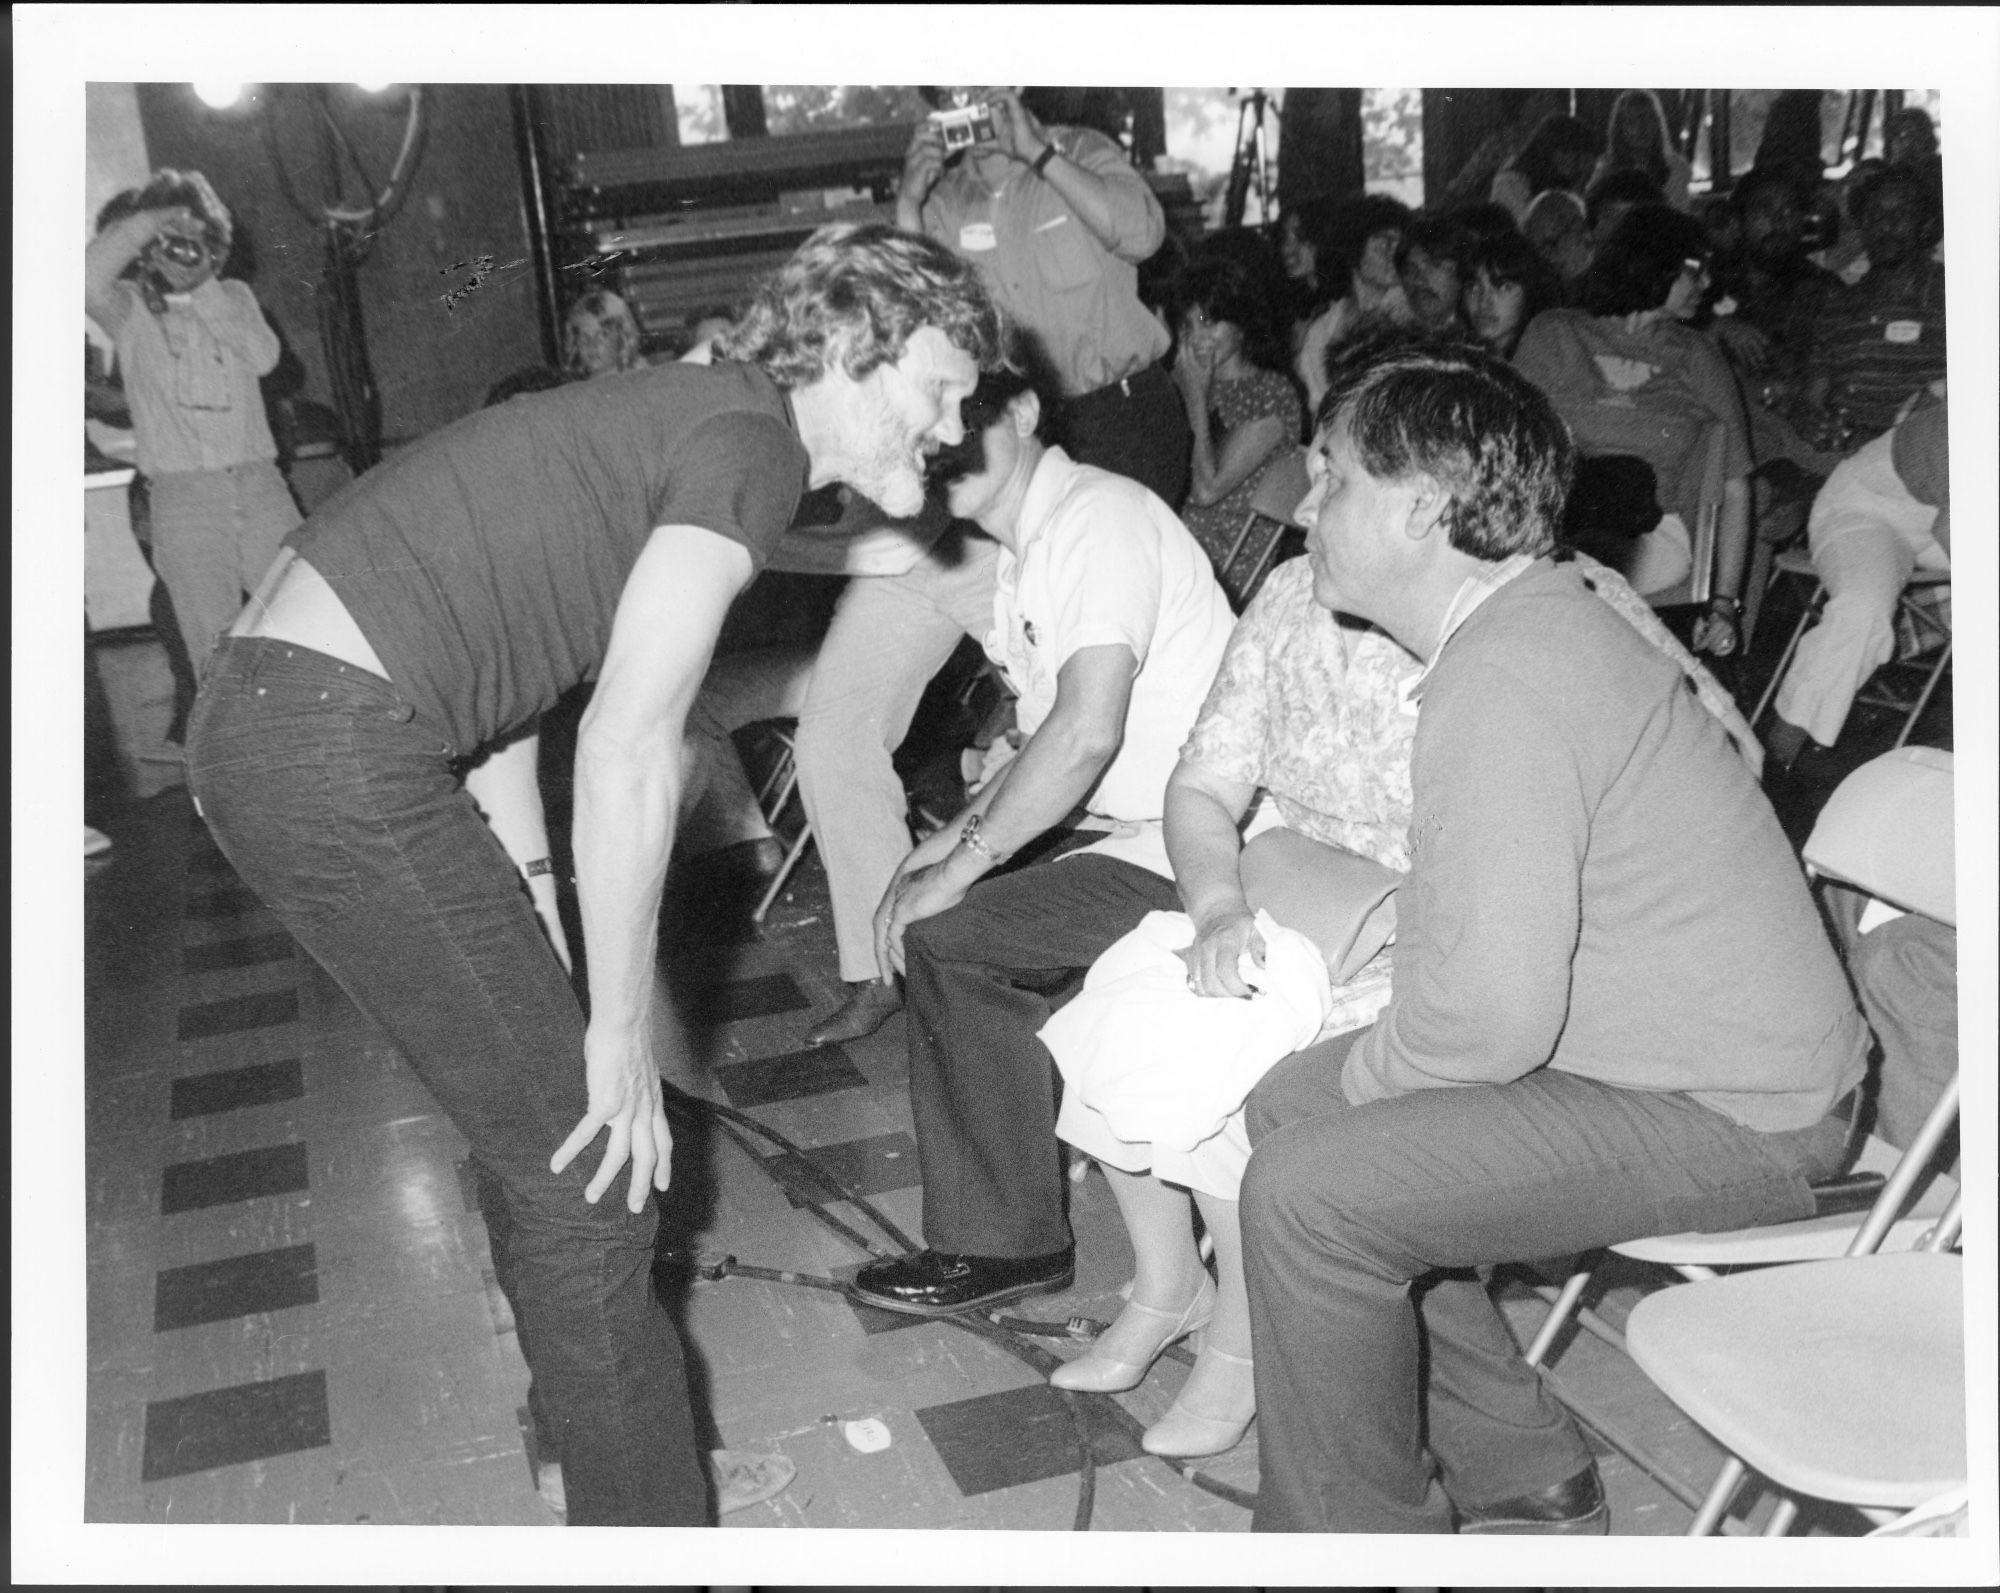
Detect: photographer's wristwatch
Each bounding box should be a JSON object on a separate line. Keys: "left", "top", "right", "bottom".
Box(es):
{"left": 1029, "top": 143, "right": 1058, "bottom": 179}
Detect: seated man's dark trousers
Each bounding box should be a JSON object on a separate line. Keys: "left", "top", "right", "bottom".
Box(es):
{"left": 1238, "top": 1026, "right": 1854, "bottom": 1533}
{"left": 902, "top": 851, "right": 1181, "bottom": 1256}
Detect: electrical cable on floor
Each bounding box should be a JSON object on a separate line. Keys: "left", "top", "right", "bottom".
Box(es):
{"left": 662, "top": 1083, "right": 1259, "bottom": 1526}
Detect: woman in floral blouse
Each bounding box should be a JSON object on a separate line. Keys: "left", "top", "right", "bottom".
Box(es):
{"left": 1170, "top": 243, "right": 1306, "bottom": 574}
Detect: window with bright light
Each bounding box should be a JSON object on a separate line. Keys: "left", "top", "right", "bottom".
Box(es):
{"left": 761, "top": 86, "right": 931, "bottom": 136}
{"left": 1363, "top": 89, "right": 1423, "bottom": 208}
{"left": 673, "top": 85, "right": 727, "bottom": 144}
{"left": 1161, "top": 89, "right": 1284, "bottom": 229}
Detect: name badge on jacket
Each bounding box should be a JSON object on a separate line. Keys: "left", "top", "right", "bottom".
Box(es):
{"left": 959, "top": 222, "right": 998, "bottom": 252}
{"left": 1884, "top": 320, "right": 1923, "bottom": 344}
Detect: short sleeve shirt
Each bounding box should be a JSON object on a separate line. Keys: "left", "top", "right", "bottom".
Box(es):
{"left": 1180, "top": 558, "right": 1423, "bottom": 870}
{"left": 1180, "top": 369, "right": 1307, "bottom": 561}
{"left": 986, "top": 448, "right": 1235, "bottom": 821}
{"left": 294, "top": 360, "right": 808, "bottom": 755}
{"left": 919, "top": 127, "right": 1169, "bottom": 397}
{"left": 1806, "top": 259, "right": 1948, "bottom": 442}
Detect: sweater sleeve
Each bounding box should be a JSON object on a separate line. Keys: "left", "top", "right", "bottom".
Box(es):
{"left": 1341, "top": 659, "right": 1586, "bottom": 1103}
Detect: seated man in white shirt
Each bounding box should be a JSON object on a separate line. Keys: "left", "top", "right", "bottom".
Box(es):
{"left": 852, "top": 360, "right": 1236, "bottom": 1316}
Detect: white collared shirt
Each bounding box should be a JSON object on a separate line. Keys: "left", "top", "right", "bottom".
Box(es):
{"left": 987, "top": 447, "right": 1235, "bottom": 829}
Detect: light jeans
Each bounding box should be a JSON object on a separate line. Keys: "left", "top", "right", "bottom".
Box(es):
{"left": 150, "top": 461, "right": 301, "bottom": 680}
{"left": 1775, "top": 442, "right": 1947, "bottom": 747}
{"left": 795, "top": 530, "right": 1001, "bottom": 981}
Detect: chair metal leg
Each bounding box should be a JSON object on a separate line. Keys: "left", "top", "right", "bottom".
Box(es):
{"left": 1688, "top": 1455, "right": 1748, "bottom": 1536}
{"left": 751, "top": 821, "right": 815, "bottom": 926}
{"left": 1750, "top": 576, "right": 1823, "bottom": 730}
{"left": 1761, "top": 1496, "right": 1800, "bottom": 1536}
{"left": 1524, "top": 1266, "right": 1592, "bottom": 1367}
{"left": 1892, "top": 638, "right": 1950, "bottom": 748}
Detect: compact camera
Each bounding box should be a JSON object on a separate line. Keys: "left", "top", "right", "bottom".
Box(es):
{"left": 152, "top": 233, "right": 210, "bottom": 268}
{"left": 930, "top": 102, "right": 998, "bottom": 153}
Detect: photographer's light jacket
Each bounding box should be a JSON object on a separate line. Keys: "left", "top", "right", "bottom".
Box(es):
{"left": 914, "top": 124, "right": 1170, "bottom": 400}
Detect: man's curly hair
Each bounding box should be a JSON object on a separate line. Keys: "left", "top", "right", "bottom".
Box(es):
{"left": 1322, "top": 341, "right": 1575, "bottom": 561}
{"left": 717, "top": 222, "right": 1003, "bottom": 389}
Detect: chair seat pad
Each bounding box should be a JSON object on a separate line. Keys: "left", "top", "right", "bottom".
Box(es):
{"left": 1626, "top": 1251, "right": 1964, "bottom": 1507}
{"left": 1616, "top": 1137, "right": 1956, "bottom": 1266}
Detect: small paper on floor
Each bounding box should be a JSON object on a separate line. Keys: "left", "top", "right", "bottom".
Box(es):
{"left": 843, "top": 1417, "right": 893, "bottom": 1453}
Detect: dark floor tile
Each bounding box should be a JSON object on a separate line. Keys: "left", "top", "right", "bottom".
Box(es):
{"left": 160, "top": 1142, "right": 310, "bottom": 1214}
{"left": 177, "top": 989, "right": 298, "bottom": 1041}
{"left": 169, "top": 1057, "right": 305, "bottom": 1120}
{"left": 154, "top": 1243, "right": 319, "bottom": 1331}
{"left": 915, "top": 1380, "right": 1145, "bottom": 1497}
{"left": 710, "top": 971, "right": 812, "bottom": 1022}
{"left": 182, "top": 932, "right": 296, "bottom": 973}
{"left": 764, "top": 1131, "right": 921, "bottom": 1210}
{"left": 140, "top": 1369, "right": 332, "bottom": 1482}
{"left": 183, "top": 884, "right": 268, "bottom": 920}
{"left": 714, "top": 1046, "right": 867, "bottom": 1108}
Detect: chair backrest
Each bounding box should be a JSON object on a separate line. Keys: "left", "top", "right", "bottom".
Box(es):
{"left": 1248, "top": 447, "right": 1311, "bottom": 528}
{"left": 1803, "top": 747, "right": 1956, "bottom": 925}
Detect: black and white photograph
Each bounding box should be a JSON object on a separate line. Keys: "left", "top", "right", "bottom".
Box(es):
{"left": 17, "top": 5, "right": 1999, "bottom": 1587}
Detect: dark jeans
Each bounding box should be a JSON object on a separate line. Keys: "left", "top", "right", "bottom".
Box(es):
{"left": 186, "top": 639, "right": 707, "bottom": 1527}
{"left": 902, "top": 852, "right": 1182, "bottom": 1256}
{"left": 1240, "top": 1028, "right": 1854, "bottom": 1533}
{"left": 1057, "top": 362, "right": 1193, "bottom": 512}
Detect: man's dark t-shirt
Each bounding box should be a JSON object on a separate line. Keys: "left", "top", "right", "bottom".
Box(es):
{"left": 293, "top": 361, "right": 808, "bottom": 755}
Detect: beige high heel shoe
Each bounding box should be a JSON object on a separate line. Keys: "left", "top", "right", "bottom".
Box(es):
{"left": 1049, "top": 1275, "right": 1217, "bottom": 1393}
{"left": 1140, "top": 1345, "right": 1255, "bottom": 1458}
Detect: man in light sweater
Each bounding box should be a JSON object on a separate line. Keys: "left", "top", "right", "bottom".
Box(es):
{"left": 1237, "top": 345, "right": 1870, "bottom": 1534}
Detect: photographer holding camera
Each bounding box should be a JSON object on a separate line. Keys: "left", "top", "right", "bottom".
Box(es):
{"left": 86, "top": 169, "right": 300, "bottom": 685}
{"left": 898, "top": 87, "right": 1189, "bottom": 509}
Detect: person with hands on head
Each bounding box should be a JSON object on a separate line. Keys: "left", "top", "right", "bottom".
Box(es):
{"left": 86, "top": 169, "right": 302, "bottom": 684}
{"left": 850, "top": 356, "right": 1235, "bottom": 1320}
{"left": 1169, "top": 240, "right": 1306, "bottom": 570}
{"left": 186, "top": 223, "right": 999, "bottom": 1527}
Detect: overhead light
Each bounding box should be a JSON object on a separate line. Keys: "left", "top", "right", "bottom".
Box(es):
{"left": 192, "top": 82, "right": 245, "bottom": 110}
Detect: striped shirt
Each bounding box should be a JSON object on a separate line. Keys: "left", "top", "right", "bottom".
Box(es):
{"left": 1805, "top": 258, "right": 1947, "bottom": 443}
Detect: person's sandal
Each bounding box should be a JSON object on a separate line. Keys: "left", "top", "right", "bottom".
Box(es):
{"left": 1140, "top": 1346, "right": 1256, "bottom": 1459}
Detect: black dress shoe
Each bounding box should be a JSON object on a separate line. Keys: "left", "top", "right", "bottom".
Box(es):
{"left": 851, "top": 1247, "right": 1075, "bottom": 1317}
{"left": 1455, "top": 1461, "right": 1608, "bottom": 1534}
{"left": 802, "top": 980, "right": 903, "bottom": 1048}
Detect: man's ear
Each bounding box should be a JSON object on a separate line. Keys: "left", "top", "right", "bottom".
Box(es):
{"left": 1401, "top": 475, "right": 1452, "bottom": 542}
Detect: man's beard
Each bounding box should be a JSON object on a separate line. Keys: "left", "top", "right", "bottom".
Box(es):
{"left": 844, "top": 393, "right": 927, "bottom": 519}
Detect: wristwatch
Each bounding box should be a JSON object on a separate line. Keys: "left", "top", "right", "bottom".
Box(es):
{"left": 1029, "top": 143, "right": 1058, "bottom": 179}
{"left": 957, "top": 813, "right": 1003, "bottom": 863}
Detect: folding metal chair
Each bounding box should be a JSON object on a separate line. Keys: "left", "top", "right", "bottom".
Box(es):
{"left": 1624, "top": 1180, "right": 1963, "bottom": 1534}
{"left": 1521, "top": 750, "right": 1960, "bottom": 1374}
{"left": 1215, "top": 448, "right": 1310, "bottom": 609}
{"left": 1748, "top": 545, "right": 1953, "bottom": 748}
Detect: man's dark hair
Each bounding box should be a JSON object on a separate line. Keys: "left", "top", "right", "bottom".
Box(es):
{"left": 1510, "top": 112, "right": 1598, "bottom": 198}
{"left": 1464, "top": 229, "right": 1563, "bottom": 325}
{"left": 1583, "top": 167, "right": 1665, "bottom": 232}
{"left": 1395, "top": 210, "right": 1475, "bottom": 274}
{"left": 1578, "top": 203, "right": 1711, "bottom": 317}
{"left": 1849, "top": 162, "right": 1931, "bottom": 228}
{"left": 1315, "top": 193, "right": 1415, "bottom": 301}
{"left": 1731, "top": 164, "right": 1808, "bottom": 217}
{"left": 1322, "top": 342, "right": 1575, "bottom": 561}
{"left": 1175, "top": 237, "right": 1293, "bottom": 375}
